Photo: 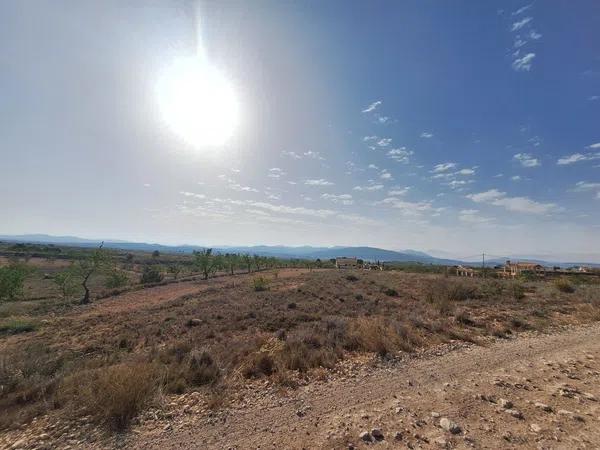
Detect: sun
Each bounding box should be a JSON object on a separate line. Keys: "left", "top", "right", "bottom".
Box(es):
{"left": 157, "top": 57, "right": 239, "bottom": 149}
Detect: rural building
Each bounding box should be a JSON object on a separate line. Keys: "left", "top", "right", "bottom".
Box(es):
{"left": 501, "top": 260, "right": 545, "bottom": 277}
{"left": 336, "top": 257, "right": 358, "bottom": 269}
{"left": 456, "top": 265, "right": 475, "bottom": 277}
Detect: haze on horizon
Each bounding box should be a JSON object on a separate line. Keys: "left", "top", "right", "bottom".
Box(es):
{"left": 1, "top": 1, "right": 599, "bottom": 261}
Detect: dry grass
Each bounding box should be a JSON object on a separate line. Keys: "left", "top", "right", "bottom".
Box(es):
{"left": 1, "top": 269, "right": 599, "bottom": 432}
{"left": 59, "top": 362, "right": 159, "bottom": 430}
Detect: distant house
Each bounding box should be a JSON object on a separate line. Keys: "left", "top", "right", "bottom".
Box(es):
{"left": 502, "top": 260, "right": 545, "bottom": 277}
{"left": 456, "top": 265, "right": 475, "bottom": 277}
{"left": 336, "top": 257, "right": 358, "bottom": 269}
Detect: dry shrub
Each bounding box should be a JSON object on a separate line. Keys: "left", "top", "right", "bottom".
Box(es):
{"left": 554, "top": 278, "right": 575, "bottom": 294}
{"left": 242, "top": 353, "right": 276, "bottom": 378}
{"left": 509, "top": 282, "right": 526, "bottom": 300}
{"left": 253, "top": 276, "right": 269, "bottom": 291}
{"left": 424, "top": 279, "right": 477, "bottom": 315}
{"left": 60, "top": 362, "right": 159, "bottom": 430}
{"left": 158, "top": 344, "right": 220, "bottom": 393}
{"left": 346, "top": 317, "right": 412, "bottom": 356}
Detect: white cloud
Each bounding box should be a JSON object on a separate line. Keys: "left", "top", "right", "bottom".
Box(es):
{"left": 321, "top": 193, "right": 353, "bottom": 205}
{"left": 380, "top": 169, "right": 393, "bottom": 180}
{"left": 512, "top": 4, "right": 532, "bottom": 15}
{"left": 557, "top": 152, "right": 600, "bottom": 165}
{"left": 368, "top": 164, "right": 379, "bottom": 170}
{"left": 180, "top": 191, "right": 206, "bottom": 199}
{"left": 432, "top": 162, "right": 457, "bottom": 173}
{"left": 467, "top": 189, "right": 560, "bottom": 214}
{"left": 143, "top": 183, "right": 151, "bottom": 187}
{"left": 388, "top": 187, "right": 409, "bottom": 196}
{"left": 281, "top": 150, "right": 301, "bottom": 159}
{"left": 387, "top": 148, "right": 413, "bottom": 163}
{"left": 362, "top": 101, "right": 382, "bottom": 113}
{"left": 229, "top": 183, "right": 259, "bottom": 192}
{"left": 589, "top": 96, "right": 600, "bottom": 101}
{"left": 377, "top": 116, "right": 390, "bottom": 124}
{"left": 363, "top": 135, "right": 378, "bottom": 142}
{"left": 588, "top": 142, "right": 600, "bottom": 149}
{"left": 459, "top": 209, "right": 493, "bottom": 224}
{"left": 353, "top": 184, "right": 384, "bottom": 192}
{"left": 511, "top": 175, "right": 522, "bottom": 181}
{"left": 513, "top": 152, "right": 540, "bottom": 167}
{"left": 304, "top": 150, "right": 325, "bottom": 160}
{"left": 375, "top": 197, "right": 437, "bottom": 217}
{"left": 268, "top": 168, "right": 286, "bottom": 178}
{"left": 512, "top": 17, "right": 532, "bottom": 31}
{"left": 304, "top": 178, "right": 334, "bottom": 186}
{"left": 377, "top": 138, "right": 392, "bottom": 147}
{"left": 573, "top": 181, "right": 600, "bottom": 191}
{"left": 420, "top": 132, "right": 433, "bottom": 138}
{"left": 512, "top": 53, "right": 535, "bottom": 71}
{"left": 457, "top": 168, "right": 476, "bottom": 175}
{"left": 529, "top": 30, "right": 542, "bottom": 40}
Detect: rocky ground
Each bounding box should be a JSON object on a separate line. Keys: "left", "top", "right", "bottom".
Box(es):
{"left": 4, "top": 322, "right": 600, "bottom": 450}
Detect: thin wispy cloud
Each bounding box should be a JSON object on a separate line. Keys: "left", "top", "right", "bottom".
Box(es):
{"left": 512, "top": 53, "right": 536, "bottom": 71}
{"left": 304, "top": 178, "right": 334, "bottom": 186}
{"left": 268, "top": 168, "right": 286, "bottom": 178}
{"left": 467, "top": 189, "right": 561, "bottom": 214}
{"left": 432, "top": 162, "right": 457, "bottom": 173}
{"left": 321, "top": 193, "right": 353, "bottom": 205}
{"left": 353, "top": 184, "right": 384, "bottom": 192}
{"left": 362, "top": 100, "right": 381, "bottom": 113}
{"left": 420, "top": 132, "right": 433, "bottom": 138}
{"left": 387, "top": 148, "right": 413, "bottom": 163}
{"left": 512, "top": 4, "right": 532, "bottom": 15}
{"left": 557, "top": 151, "right": 600, "bottom": 165}
{"left": 513, "top": 152, "right": 540, "bottom": 167}
{"left": 512, "top": 17, "right": 532, "bottom": 31}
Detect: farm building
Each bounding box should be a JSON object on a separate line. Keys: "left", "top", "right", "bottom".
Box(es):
{"left": 456, "top": 265, "right": 475, "bottom": 277}
{"left": 336, "top": 257, "right": 358, "bottom": 269}
{"left": 501, "top": 260, "right": 545, "bottom": 277}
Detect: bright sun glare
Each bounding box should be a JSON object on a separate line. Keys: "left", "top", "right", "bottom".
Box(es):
{"left": 157, "top": 57, "right": 239, "bottom": 149}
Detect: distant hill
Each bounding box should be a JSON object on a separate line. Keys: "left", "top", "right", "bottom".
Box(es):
{"left": 1, "top": 234, "right": 598, "bottom": 267}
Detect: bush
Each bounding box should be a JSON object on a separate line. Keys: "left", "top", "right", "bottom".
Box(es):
{"left": 253, "top": 277, "right": 269, "bottom": 292}
{"left": 509, "top": 282, "right": 526, "bottom": 300}
{"left": 382, "top": 287, "right": 398, "bottom": 297}
{"left": 0, "top": 264, "right": 28, "bottom": 301}
{"left": 0, "top": 319, "right": 37, "bottom": 335}
{"left": 105, "top": 269, "right": 129, "bottom": 289}
{"left": 140, "top": 266, "right": 163, "bottom": 284}
{"left": 345, "top": 274, "right": 359, "bottom": 282}
{"left": 554, "top": 278, "right": 575, "bottom": 293}
{"left": 61, "top": 362, "right": 159, "bottom": 430}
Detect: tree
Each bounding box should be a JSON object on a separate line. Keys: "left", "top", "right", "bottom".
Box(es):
{"left": 253, "top": 254, "right": 262, "bottom": 272}
{"left": 194, "top": 249, "right": 216, "bottom": 280}
{"left": 167, "top": 264, "right": 183, "bottom": 280}
{"left": 152, "top": 250, "right": 160, "bottom": 259}
{"left": 242, "top": 254, "right": 252, "bottom": 273}
{"left": 53, "top": 269, "right": 79, "bottom": 299}
{"left": 105, "top": 266, "right": 129, "bottom": 289}
{"left": 0, "top": 263, "right": 29, "bottom": 301}
{"left": 73, "top": 242, "right": 108, "bottom": 305}
{"left": 223, "top": 253, "right": 238, "bottom": 276}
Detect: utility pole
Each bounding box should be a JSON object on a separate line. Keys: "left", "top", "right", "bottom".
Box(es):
{"left": 482, "top": 252, "right": 486, "bottom": 278}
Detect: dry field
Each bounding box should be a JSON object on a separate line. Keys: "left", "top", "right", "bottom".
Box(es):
{"left": 1, "top": 268, "right": 600, "bottom": 449}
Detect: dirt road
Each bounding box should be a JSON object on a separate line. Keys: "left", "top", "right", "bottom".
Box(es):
{"left": 130, "top": 323, "right": 600, "bottom": 449}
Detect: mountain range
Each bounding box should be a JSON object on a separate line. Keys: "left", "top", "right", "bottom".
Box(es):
{"left": 0, "top": 234, "right": 598, "bottom": 268}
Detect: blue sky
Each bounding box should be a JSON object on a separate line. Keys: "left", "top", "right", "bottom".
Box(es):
{"left": 1, "top": 1, "right": 599, "bottom": 260}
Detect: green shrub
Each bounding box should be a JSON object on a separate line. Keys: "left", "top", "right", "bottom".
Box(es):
{"left": 0, "top": 264, "right": 28, "bottom": 301}
{"left": 253, "top": 277, "right": 269, "bottom": 292}
{"left": 382, "top": 287, "right": 398, "bottom": 297}
{"left": 0, "top": 318, "right": 37, "bottom": 335}
{"left": 509, "top": 282, "right": 526, "bottom": 300}
{"left": 105, "top": 269, "right": 129, "bottom": 289}
{"left": 140, "top": 266, "right": 163, "bottom": 284}
{"left": 554, "top": 278, "right": 575, "bottom": 293}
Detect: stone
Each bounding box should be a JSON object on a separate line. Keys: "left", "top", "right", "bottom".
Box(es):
{"left": 534, "top": 402, "right": 552, "bottom": 412}
{"left": 371, "top": 428, "right": 384, "bottom": 441}
{"left": 499, "top": 398, "right": 513, "bottom": 409}
{"left": 434, "top": 437, "right": 447, "bottom": 447}
{"left": 439, "top": 417, "right": 461, "bottom": 434}
{"left": 394, "top": 431, "right": 403, "bottom": 441}
{"left": 431, "top": 411, "right": 441, "bottom": 418}
{"left": 359, "top": 431, "right": 373, "bottom": 442}
{"left": 504, "top": 409, "right": 523, "bottom": 419}
{"left": 530, "top": 423, "right": 542, "bottom": 433}
{"left": 583, "top": 392, "right": 597, "bottom": 401}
